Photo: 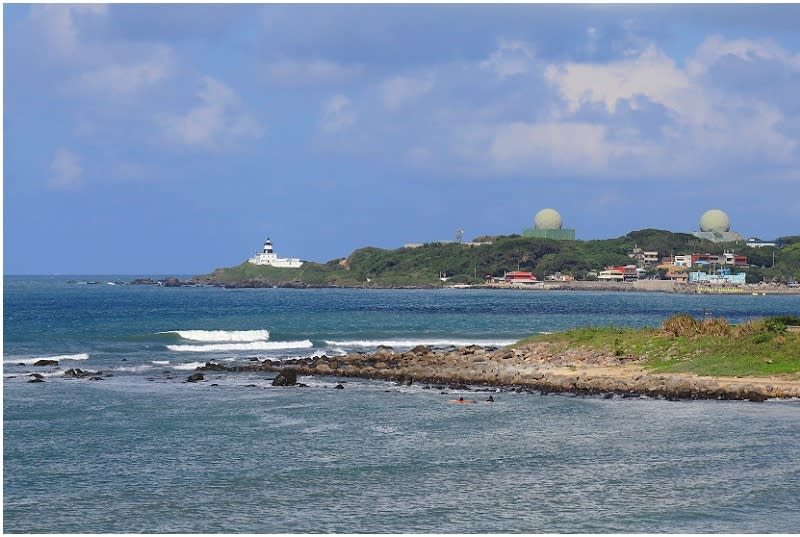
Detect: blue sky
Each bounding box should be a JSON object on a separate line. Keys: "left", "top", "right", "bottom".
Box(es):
{"left": 4, "top": 3, "right": 800, "bottom": 274}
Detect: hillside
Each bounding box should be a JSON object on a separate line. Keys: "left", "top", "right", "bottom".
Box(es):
{"left": 195, "top": 230, "right": 800, "bottom": 287}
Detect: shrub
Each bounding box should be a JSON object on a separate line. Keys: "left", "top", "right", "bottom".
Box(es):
{"left": 764, "top": 318, "right": 788, "bottom": 333}
{"left": 732, "top": 321, "right": 761, "bottom": 338}
{"left": 661, "top": 314, "right": 700, "bottom": 337}
{"left": 700, "top": 317, "right": 731, "bottom": 336}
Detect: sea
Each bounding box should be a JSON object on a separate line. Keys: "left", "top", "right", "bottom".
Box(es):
{"left": 3, "top": 275, "right": 800, "bottom": 533}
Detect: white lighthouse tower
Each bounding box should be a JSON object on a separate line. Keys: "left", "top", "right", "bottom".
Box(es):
{"left": 248, "top": 238, "right": 303, "bottom": 268}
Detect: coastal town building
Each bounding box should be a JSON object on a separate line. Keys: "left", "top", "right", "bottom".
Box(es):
{"left": 629, "top": 246, "right": 660, "bottom": 268}
{"left": 598, "top": 265, "right": 643, "bottom": 282}
{"left": 504, "top": 271, "right": 538, "bottom": 283}
{"left": 247, "top": 238, "right": 303, "bottom": 268}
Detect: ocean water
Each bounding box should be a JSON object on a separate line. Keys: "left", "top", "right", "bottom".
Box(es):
{"left": 4, "top": 276, "right": 800, "bottom": 533}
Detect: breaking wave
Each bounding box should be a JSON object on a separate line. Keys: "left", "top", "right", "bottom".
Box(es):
{"left": 160, "top": 330, "right": 270, "bottom": 342}
{"left": 166, "top": 340, "right": 313, "bottom": 353}
{"left": 4, "top": 353, "right": 90, "bottom": 365}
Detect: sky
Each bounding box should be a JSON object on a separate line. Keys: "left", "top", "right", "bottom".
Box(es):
{"left": 4, "top": 3, "right": 800, "bottom": 275}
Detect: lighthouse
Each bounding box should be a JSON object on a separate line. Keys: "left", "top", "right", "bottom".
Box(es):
{"left": 248, "top": 237, "right": 303, "bottom": 268}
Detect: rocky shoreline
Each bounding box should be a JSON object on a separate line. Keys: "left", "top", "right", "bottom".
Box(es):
{"left": 198, "top": 343, "right": 800, "bottom": 402}
{"left": 125, "top": 277, "right": 800, "bottom": 295}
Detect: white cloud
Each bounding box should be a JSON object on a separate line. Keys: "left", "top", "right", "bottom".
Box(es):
{"left": 48, "top": 148, "right": 84, "bottom": 190}
{"left": 159, "top": 76, "right": 264, "bottom": 149}
{"left": 320, "top": 94, "right": 355, "bottom": 133}
{"left": 545, "top": 45, "right": 690, "bottom": 115}
{"left": 688, "top": 34, "right": 800, "bottom": 77}
{"left": 264, "top": 59, "right": 363, "bottom": 85}
{"left": 480, "top": 39, "right": 536, "bottom": 79}
{"left": 29, "top": 4, "right": 107, "bottom": 58}
{"left": 75, "top": 46, "right": 174, "bottom": 97}
{"left": 488, "top": 122, "right": 627, "bottom": 174}
{"left": 379, "top": 74, "right": 435, "bottom": 110}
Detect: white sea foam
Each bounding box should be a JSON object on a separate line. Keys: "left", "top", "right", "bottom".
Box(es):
{"left": 322, "top": 339, "right": 516, "bottom": 349}
{"left": 166, "top": 340, "right": 313, "bottom": 353}
{"left": 161, "top": 329, "right": 270, "bottom": 342}
{"left": 171, "top": 361, "right": 209, "bottom": 371}
{"left": 4, "top": 353, "right": 90, "bottom": 365}
{"left": 151, "top": 360, "right": 170, "bottom": 365}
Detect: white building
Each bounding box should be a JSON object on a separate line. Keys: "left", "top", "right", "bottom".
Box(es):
{"left": 248, "top": 238, "right": 303, "bottom": 268}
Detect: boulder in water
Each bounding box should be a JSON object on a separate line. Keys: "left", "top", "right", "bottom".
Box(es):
{"left": 33, "top": 359, "right": 59, "bottom": 367}
{"left": 186, "top": 373, "right": 205, "bottom": 383}
{"left": 272, "top": 370, "right": 298, "bottom": 386}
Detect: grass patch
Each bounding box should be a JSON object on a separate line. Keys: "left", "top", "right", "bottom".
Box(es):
{"left": 513, "top": 315, "right": 800, "bottom": 378}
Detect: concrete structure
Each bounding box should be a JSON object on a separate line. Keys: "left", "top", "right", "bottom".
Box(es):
{"left": 689, "top": 269, "right": 746, "bottom": 285}
{"left": 691, "top": 209, "right": 745, "bottom": 243}
{"left": 746, "top": 238, "right": 781, "bottom": 248}
{"left": 248, "top": 238, "right": 303, "bottom": 268}
{"left": 522, "top": 208, "right": 576, "bottom": 240}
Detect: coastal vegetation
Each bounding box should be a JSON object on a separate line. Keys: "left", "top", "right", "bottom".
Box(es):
{"left": 196, "top": 230, "right": 800, "bottom": 286}
{"left": 514, "top": 314, "right": 800, "bottom": 378}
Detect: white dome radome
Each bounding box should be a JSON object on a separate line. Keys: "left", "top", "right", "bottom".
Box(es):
{"left": 534, "top": 208, "right": 563, "bottom": 230}
{"left": 699, "top": 209, "right": 731, "bottom": 233}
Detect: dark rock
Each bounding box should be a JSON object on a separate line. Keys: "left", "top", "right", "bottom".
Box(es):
{"left": 28, "top": 373, "right": 44, "bottom": 380}
{"left": 89, "top": 376, "right": 103, "bottom": 381}
{"left": 334, "top": 383, "right": 345, "bottom": 390}
{"left": 272, "top": 370, "right": 298, "bottom": 386}
{"left": 410, "top": 345, "right": 432, "bottom": 355}
{"left": 201, "top": 362, "right": 228, "bottom": 372}
{"left": 33, "top": 359, "right": 59, "bottom": 367}
{"left": 186, "top": 373, "right": 205, "bottom": 383}
{"left": 28, "top": 378, "right": 46, "bottom": 383}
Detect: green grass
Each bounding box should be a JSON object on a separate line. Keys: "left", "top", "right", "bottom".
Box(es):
{"left": 513, "top": 316, "right": 800, "bottom": 378}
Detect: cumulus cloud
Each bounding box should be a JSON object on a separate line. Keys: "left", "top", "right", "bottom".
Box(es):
{"left": 545, "top": 45, "right": 690, "bottom": 115}
{"left": 379, "top": 74, "right": 435, "bottom": 110}
{"left": 158, "top": 76, "right": 264, "bottom": 149}
{"left": 480, "top": 39, "right": 536, "bottom": 79}
{"left": 263, "top": 59, "right": 363, "bottom": 85}
{"left": 75, "top": 46, "right": 174, "bottom": 97}
{"left": 687, "top": 34, "right": 800, "bottom": 78}
{"left": 48, "top": 148, "right": 84, "bottom": 190}
{"left": 316, "top": 33, "right": 800, "bottom": 181}
{"left": 320, "top": 94, "right": 355, "bottom": 133}
{"left": 29, "top": 4, "right": 107, "bottom": 58}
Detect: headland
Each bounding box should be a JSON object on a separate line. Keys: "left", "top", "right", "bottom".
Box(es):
{"left": 197, "top": 315, "right": 800, "bottom": 402}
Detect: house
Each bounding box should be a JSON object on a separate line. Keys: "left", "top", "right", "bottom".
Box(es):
{"left": 504, "top": 271, "right": 538, "bottom": 284}
{"left": 597, "top": 268, "right": 624, "bottom": 281}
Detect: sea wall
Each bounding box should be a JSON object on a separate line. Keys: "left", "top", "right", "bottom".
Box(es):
{"left": 201, "top": 344, "right": 800, "bottom": 402}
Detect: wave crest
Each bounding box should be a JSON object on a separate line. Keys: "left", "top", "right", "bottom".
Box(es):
{"left": 4, "top": 353, "right": 90, "bottom": 365}
{"left": 166, "top": 340, "right": 313, "bottom": 353}
{"left": 160, "top": 330, "right": 270, "bottom": 343}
